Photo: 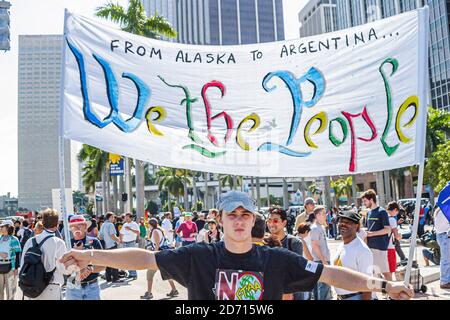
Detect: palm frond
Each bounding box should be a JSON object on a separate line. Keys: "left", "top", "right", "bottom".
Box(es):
{"left": 95, "top": 2, "right": 128, "bottom": 27}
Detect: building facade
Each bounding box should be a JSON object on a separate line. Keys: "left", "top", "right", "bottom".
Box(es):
{"left": 0, "top": 193, "right": 18, "bottom": 217}
{"left": 142, "top": 0, "right": 285, "bottom": 45}
{"left": 299, "top": 0, "right": 338, "bottom": 37}
{"left": 331, "top": 0, "right": 449, "bottom": 111}
{"left": 18, "top": 35, "right": 79, "bottom": 211}
{"left": 0, "top": 1, "right": 11, "bottom": 51}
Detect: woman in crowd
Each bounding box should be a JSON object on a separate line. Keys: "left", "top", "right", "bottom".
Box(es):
{"left": 0, "top": 220, "right": 22, "bottom": 300}
{"left": 138, "top": 217, "right": 147, "bottom": 249}
{"left": 34, "top": 221, "right": 44, "bottom": 236}
{"left": 141, "top": 218, "right": 178, "bottom": 300}
{"left": 87, "top": 218, "right": 99, "bottom": 238}
{"left": 204, "top": 219, "right": 222, "bottom": 243}
{"left": 297, "top": 222, "right": 314, "bottom": 261}
{"left": 176, "top": 212, "right": 198, "bottom": 246}
{"left": 161, "top": 212, "right": 174, "bottom": 247}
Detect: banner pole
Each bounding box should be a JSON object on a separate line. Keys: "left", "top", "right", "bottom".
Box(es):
{"left": 58, "top": 9, "right": 72, "bottom": 249}
{"left": 403, "top": 161, "right": 425, "bottom": 285}
{"left": 404, "top": 6, "right": 429, "bottom": 286}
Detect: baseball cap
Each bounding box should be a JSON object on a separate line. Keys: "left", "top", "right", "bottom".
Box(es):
{"left": 338, "top": 210, "right": 362, "bottom": 224}
{"left": 184, "top": 212, "right": 193, "bottom": 217}
{"left": 69, "top": 215, "right": 92, "bottom": 228}
{"left": 0, "top": 220, "right": 13, "bottom": 227}
{"left": 304, "top": 197, "right": 316, "bottom": 206}
{"left": 217, "top": 190, "right": 256, "bottom": 213}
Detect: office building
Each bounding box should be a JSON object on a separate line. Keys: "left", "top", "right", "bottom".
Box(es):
{"left": 299, "top": 0, "right": 338, "bottom": 37}
{"left": 142, "top": 0, "right": 285, "bottom": 45}
{"left": 18, "top": 35, "right": 79, "bottom": 211}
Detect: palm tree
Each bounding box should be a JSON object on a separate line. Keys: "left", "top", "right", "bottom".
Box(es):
{"left": 204, "top": 172, "right": 209, "bottom": 209}
{"left": 330, "top": 178, "right": 346, "bottom": 207}
{"left": 191, "top": 171, "right": 200, "bottom": 208}
{"left": 308, "top": 183, "right": 318, "bottom": 197}
{"left": 78, "top": 145, "right": 108, "bottom": 193}
{"left": 219, "top": 175, "right": 242, "bottom": 190}
{"left": 156, "top": 167, "right": 190, "bottom": 212}
{"left": 255, "top": 177, "right": 261, "bottom": 209}
{"left": 95, "top": 0, "right": 177, "bottom": 39}
{"left": 95, "top": 0, "right": 177, "bottom": 219}
{"left": 78, "top": 144, "right": 111, "bottom": 214}
{"left": 175, "top": 169, "right": 192, "bottom": 210}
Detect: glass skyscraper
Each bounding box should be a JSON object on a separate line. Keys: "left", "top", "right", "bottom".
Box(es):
{"left": 429, "top": 0, "right": 450, "bottom": 111}
{"left": 316, "top": 0, "right": 450, "bottom": 112}
{"left": 142, "top": 0, "right": 285, "bottom": 45}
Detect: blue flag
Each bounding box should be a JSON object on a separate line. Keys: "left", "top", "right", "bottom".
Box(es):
{"left": 437, "top": 181, "right": 450, "bottom": 223}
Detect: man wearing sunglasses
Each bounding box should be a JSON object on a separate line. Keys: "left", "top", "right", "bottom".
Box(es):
{"left": 60, "top": 190, "right": 414, "bottom": 300}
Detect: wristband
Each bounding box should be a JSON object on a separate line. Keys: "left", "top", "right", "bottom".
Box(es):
{"left": 88, "top": 250, "right": 94, "bottom": 265}
{"left": 381, "top": 280, "right": 388, "bottom": 294}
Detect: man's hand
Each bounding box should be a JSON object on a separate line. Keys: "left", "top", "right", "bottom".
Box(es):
{"left": 13, "top": 269, "right": 18, "bottom": 277}
{"left": 386, "top": 282, "right": 414, "bottom": 300}
{"left": 60, "top": 250, "right": 91, "bottom": 272}
{"left": 79, "top": 266, "right": 93, "bottom": 281}
{"left": 73, "top": 242, "right": 84, "bottom": 250}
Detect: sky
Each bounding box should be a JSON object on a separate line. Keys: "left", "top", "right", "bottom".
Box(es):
{"left": 0, "top": 0, "right": 307, "bottom": 197}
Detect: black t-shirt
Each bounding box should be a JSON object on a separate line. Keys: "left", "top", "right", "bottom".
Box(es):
{"left": 366, "top": 207, "right": 390, "bottom": 251}
{"left": 155, "top": 241, "right": 323, "bottom": 300}
{"left": 70, "top": 236, "right": 103, "bottom": 282}
{"left": 195, "top": 219, "right": 206, "bottom": 231}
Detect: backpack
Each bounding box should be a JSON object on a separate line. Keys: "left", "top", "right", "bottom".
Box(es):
{"left": 20, "top": 229, "right": 32, "bottom": 249}
{"left": 147, "top": 228, "right": 172, "bottom": 251}
{"left": 19, "top": 235, "right": 56, "bottom": 298}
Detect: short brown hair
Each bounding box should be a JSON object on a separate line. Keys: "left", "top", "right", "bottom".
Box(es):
{"left": 387, "top": 201, "right": 400, "bottom": 211}
{"left": 361, "top": 189, "right": 377, "bottom": 203}
{"left": 268, "top": 206, "right": 287, "bottom": 221}
{"left": 297, "top": 222, "right": 311, "bottom": 235}
{"left": 6, "top": 225, "right": 14, "bottom": 235}
{"left": 41, "top": 208, "right": 59, "bottom": 229}
{"left": 251, "top": 213, "right": 266, "bottom": 239}
{"left": 313, "top": 205, "right": 326, "bottom": 216}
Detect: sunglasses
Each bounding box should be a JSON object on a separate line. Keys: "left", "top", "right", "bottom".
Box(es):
{"left": 267, "top": 218, "right": 282, "bottom": 224}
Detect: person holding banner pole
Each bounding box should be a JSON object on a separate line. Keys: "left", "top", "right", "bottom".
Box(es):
{"left": 434, "top": 208, "right": 450, "bottom": 289}
{"left": 60, "top": 191, "right": 414, "bottom": 300}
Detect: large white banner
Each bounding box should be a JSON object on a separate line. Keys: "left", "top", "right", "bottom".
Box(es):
{"left": 62, "top": 8, "right": 428, "bottom": 177}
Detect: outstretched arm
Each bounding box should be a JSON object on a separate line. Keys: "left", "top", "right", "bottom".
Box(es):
{"left": 60, "top": 248, "right": 159, "bottom": 272}
{"left": 319, "top": 265, "right": 414, "bottom": 300}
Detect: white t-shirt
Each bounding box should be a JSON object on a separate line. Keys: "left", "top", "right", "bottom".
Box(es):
{"left": 120, "top": 221, "right": 139, "bottom": 242}
{"left": 149, "top": 228, "right": 165, "bottom": 249}
{"left": 300, "top": 234, "right": 312, "bottom": 257}
{"left": 357, "top": 228, "right": 367, "bottom": 241}
{"left": 435, "top": 210, "right": 450, "bottom": 234}
{"left": 332, "top": 236, "right": 374, "bottom": 295}
{"left": 388, "top": 217, "right": 398, "bottom": 249}
{"left": 161, "top": 219, "right": 174, "bottom": 243}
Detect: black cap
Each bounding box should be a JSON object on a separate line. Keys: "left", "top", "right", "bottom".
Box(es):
{"left": 338, "top": 210, "right": 361, "bottom": 224}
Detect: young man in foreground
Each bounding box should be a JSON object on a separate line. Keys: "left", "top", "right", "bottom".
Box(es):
{"left": 60, "top": 191, "right": 414, "bottom": 300}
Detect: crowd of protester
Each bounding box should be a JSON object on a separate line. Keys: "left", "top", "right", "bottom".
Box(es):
{"left": 0, "top": 187, "right": 448, "bottom": 300}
